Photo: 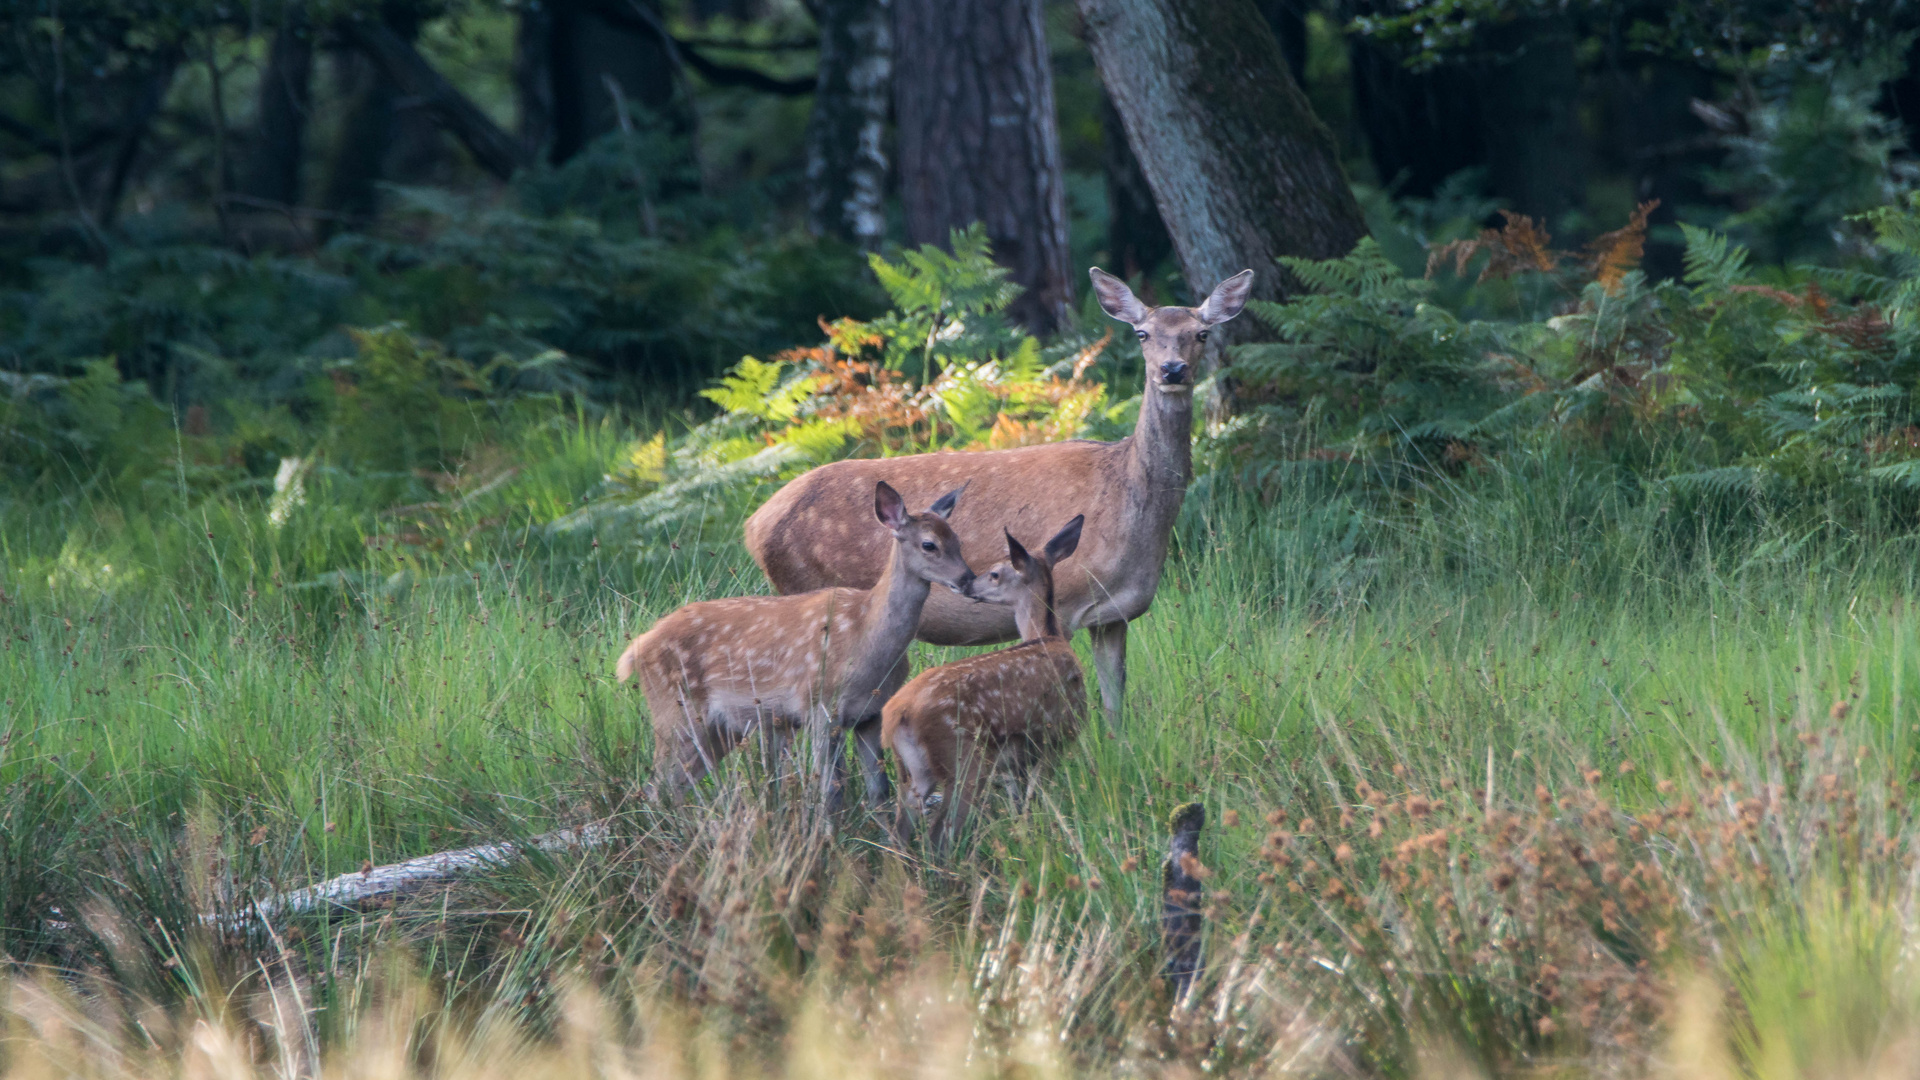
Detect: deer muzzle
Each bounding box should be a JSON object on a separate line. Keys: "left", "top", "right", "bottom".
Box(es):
{"left": 1160, "top": 361, "right": 1190, "bottom": 386}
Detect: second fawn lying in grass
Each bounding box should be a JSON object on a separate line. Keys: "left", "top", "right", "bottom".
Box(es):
{"left": 616, "top": 481, "right": 973, "bottom": 807}
{"left": 883, "top": 515, "right": 1085, "bottom": 847}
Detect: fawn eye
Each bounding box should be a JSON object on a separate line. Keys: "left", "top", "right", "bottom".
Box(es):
{"left": 1135, "top": 330, "right": 1148, "bottom": 341}
{"left": 990, "top": 571, "right": 1000, "bottom": 581}
{"left": 921, "top": 540, "right": 937, "bottom": 552}
{"left": 1197, "top": 330, "right": 1209, "bottom": 342}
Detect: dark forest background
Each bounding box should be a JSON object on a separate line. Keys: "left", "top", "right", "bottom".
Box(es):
{"left": 5, "top": 0, "right": 1918, "bottom": 386}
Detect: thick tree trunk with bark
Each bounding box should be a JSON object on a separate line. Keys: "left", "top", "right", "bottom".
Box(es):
{"left": 805, "top": 0, "right": 891, "bottom": 248}
{"left": 1076, "top": 0, "right": 1367, "bottom": 311}
{"left": 894, "top": 0, "right": 1072, "bottom": 333}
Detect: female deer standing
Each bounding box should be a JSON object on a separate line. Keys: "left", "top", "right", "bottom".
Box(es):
{"left": 883, "top": 515, "right": 1085, "bottom": 847}
{"left": 616, "top": 482, "right": 972, "bottom": 806}
{"left": 744, "top": 268, "right": 1253, "bottom": 728}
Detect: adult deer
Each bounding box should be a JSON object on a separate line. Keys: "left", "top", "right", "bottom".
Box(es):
{"left": 616, "top": 482, "right": 972, "bottom": 806}
{"left": 745, "top": 267, "right": 1253, "bottom": 725}
{"left": 884, "top": 515, "right": 1086, "bottom": 848}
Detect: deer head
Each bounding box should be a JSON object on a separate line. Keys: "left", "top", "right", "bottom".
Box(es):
{"left": 965, "top": 514, "right": 1084, "bottom": 639}
{"left": 1088, "top": 267, "right": 1254, "bottom": 405}
{"left": 876, "top": 481, "right": 974, "bottom": 593}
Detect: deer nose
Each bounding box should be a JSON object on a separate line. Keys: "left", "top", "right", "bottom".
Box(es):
{"left": 1160, "top": 360, "right": 1190, "bottom": 385}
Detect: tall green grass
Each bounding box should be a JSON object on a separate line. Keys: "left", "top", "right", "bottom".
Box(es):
{"left": 5, "top": 425, "right": 1920, "bottom": 1076}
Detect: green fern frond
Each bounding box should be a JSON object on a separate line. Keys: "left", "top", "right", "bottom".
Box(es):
{"left": 1680, "top": 224, "right": 1751, "bottom": 296}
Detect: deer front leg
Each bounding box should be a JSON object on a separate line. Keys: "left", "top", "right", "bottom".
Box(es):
{"left": 852, "top": 716, "right": 892, "bottom": 808}
{"left": 1088, "top": 621, "right": 1128, "bottom": 728}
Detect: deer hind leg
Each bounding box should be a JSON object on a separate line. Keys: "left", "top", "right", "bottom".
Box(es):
{"left": 932, "top": 750, "right": 989, "bottom": 853}
{"left": 852, "top": 716, "right": 892, "bottom": 809}
{"left": 642, "top": 682, "right": 720, "bottom": 804}
{"left": 1088, "top": 621, "right": 1128, "bottom": 729}
{"left": 887, "top": 726, "right": 938, "bottom": 844}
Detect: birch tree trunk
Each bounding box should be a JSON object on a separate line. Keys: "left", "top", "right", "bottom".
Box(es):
{"left": 894, "top": 0, "right": 1072, "bottom": 333}
{"left": 806, "top": 0, "right": 891, "bottom": 248}
{"left": 1075, "top": 0, "right": 1366, "bottom": 307}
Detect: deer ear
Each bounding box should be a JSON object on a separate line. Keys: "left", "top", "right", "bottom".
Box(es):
{"left": 1089, "top": 267, "right": 1151, "bottom": 325}
{"left": 1042, "top": 514, "right": 1084, "bottom": 565}
{"left": 928, "top": 484, "right": 964, "bottom": 519}
{"left": 1197, "top": 269, "right": 1254, "bottom": 325}
{"left": 875, "top": 481, "right": 909, "bottom": 531}
{"left": 1004, "top": 528, "right": 1033, "bottom": 571}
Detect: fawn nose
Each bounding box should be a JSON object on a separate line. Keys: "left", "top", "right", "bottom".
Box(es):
{"left": 1160, "top": 360, "right": 1190, "bottom": 385}
{"left": 953, "top": 569, "right": 976, "bottom": 594}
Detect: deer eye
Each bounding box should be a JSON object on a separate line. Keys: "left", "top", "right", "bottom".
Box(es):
{"left": 1197, "top": 330, "right": 1210, "bottom": 342}
{"left": 1135, "top": 330, "right": 1148, "bottom": 341}
{"left": 990, "top": 571, "right": 1000, "bottom": 581}
{"left": 921, "top": 540, "right": 937, "bottom": 552}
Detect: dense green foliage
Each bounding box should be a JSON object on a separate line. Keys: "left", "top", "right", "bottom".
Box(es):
{"left": 1221, "top": 196, "right": 1920, "bottom": 550}
{"left": 1, "top": 129, "right": 882, "bottom": 403}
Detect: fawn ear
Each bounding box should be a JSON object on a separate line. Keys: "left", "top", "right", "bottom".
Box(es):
{"left": 875, "top": 481, "right": 909, "bottom": 532}
{"left": 1197, "top": 269, "right": 1254, "bottom": 325}
{"left": 1089, "top": 267, "right": 1151, "bottom": 325}
{"left": 1004, "top": 528, "right": 1034, "bottom": 572}
{"left": 1042, "top": 514, "right": 1084, "bottom": 565}
{"left": 928, "top": 483, "right": 965, "bottom": 519}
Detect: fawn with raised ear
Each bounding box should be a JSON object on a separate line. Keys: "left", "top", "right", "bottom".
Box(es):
{"left": 745, "top": 268, "right": 1253, "bottom": 728}
{"left": 882, "top": 514, "right": 1086, "bottom": 847}
{"left": 616, "top": 481, "right": 972, "bottom": 806}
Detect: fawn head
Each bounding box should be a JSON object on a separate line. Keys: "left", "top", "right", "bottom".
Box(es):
{"left": 1088, "top": 267, "right": 1254, "bottom": 399}
{"left": 875, "top": 480, "right": 974, "bottom": 593}
{"left": 966, "top": 514, "right": 1084, "bottom": 638}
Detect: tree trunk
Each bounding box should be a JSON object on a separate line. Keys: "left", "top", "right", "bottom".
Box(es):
{"left": 1601, "top": 56, "right": 1716, "bottom": 279}
{"left": 239, "top": 7, "right": 313, "bottom": 209}
{"left": 805, "top": 0, "right": 891, "bottom": 248}
{"left": 1102, "top": 92, "right": 1171, "bottom": 284}
{"left": 319, "top": 44, "right": 398, "bottom": 234}
{"left": 1076, "top": 0, "right": 1368, "bottom": 311}
{"left": 97, "top": 56, "right": 178, "bottom": 230}
{"left": 894, "top": 0, "right": 1073, "bottom": 333}
{"left": 341, "top": 16, "right": 529, "bottom": 182}
{"left": 551, "top": 0, "right": 692, "bottom": 164}
{"left": 1346, "top": 26, "right": 1486, "bottom": 199}
{"left": 514, "top": 1, "right": 557, "bottom": 160}
{"left": 1478, "top": 15, "right": 1583, "bottom": 225}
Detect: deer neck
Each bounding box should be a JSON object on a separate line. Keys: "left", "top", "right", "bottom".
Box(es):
{"left": 840, "top": 543, "right": 932, "bottom": 701}
{"left": 1122, "top": 390, "right": 1193, "bottom": 527}
{"left": 1013, "top": 579, "right": 1059, "bottom": 642}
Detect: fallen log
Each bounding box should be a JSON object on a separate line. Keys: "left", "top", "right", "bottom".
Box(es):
{"left": 212, "top": 823, "right": 611, "bottom": 929}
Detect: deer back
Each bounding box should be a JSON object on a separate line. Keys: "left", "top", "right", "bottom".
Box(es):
{"left": 748, "top": 444, "right": 1137, "bottom": 645}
